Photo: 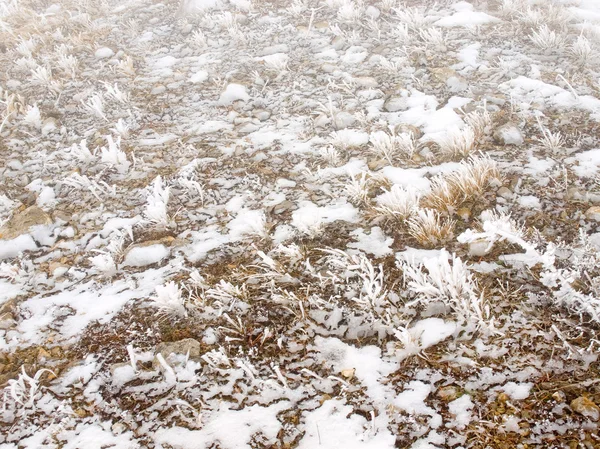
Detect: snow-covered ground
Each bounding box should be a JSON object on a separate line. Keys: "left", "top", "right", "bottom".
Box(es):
{"left": 1, "top": 0, "right": 600, "bottom": 447}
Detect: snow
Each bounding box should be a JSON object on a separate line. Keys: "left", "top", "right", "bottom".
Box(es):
{"left": 348, "top": 227, "right": 393, "bottom": 258}
{"left": 518, "top": 195, "right": 542, "bottom": 209}
{"left": 122, "top": 244, "right": 169, "bottom": 268}
{"left": 59, "top": 422, "right": 140, "bottom": 449}
{"left": 0, "top": 280, "right": 22, "bottom": 305}
{"left": 218, "top": 83, "right": 250, "bottom": 105}
{"left": 447, "top": 395, "right": 474, "bottom": 429}
{"left": 190, "top": 70, "right": 209, "bottom": 83}
{"left": 502, "top": 382, "right": 533, "bottom": 400}
{"left": 296, "top": 399, "right": 395, "bottom": 449}
{"left": 154, "top": 402, "right": 289, "bottom": 449}
{"left": 16, "top": 269, "right": 166, "bottom": 344}
{"left": 292, "top": 201, "right": 359, "bottom": 235}
{"left": 0, "top": 234, "right": 38, "bottom": 261}
{"left": 436, "top": 10, "right": 500, "bottom": 28}
{"left": 572, "top": 148, "right": 600, "bottom": 177}
{"left": 394, "top": 381, "right": 436, "bottom": 416}
{"left": 410, "top": 318, "right": 457, "bottom": 350}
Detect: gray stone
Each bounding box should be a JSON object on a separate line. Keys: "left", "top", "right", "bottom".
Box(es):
{"left": 156, "top": 338, "right": 202, "bottom": 360}
{"left": 0, "top": 206, "right": 52, "bottom": 241}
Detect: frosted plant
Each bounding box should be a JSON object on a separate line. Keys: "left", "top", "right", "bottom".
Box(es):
{"left": 103, "top": 83, "right": 129, "bottom": 104}
{"left": 391, "top": 23, "right": 410, "bottom": 43}
{"left": 394, "top": 324, "right": 421, "bottom": 355}
{"left": 4, "top": 367, "right": 55, "bottom": 410}
{"left": 407, "top": 208, "right": 455, "bottom": 248}
{"left": 0, "top": 262, "right": 21, "bottom": 282}
{"left": 89, "top": 253, "right": 117, "bottom": 277}
{"left": 82, "top": 94, "right": 107, "bottom": 121}
{"left": 117, "top": 56, "right": 136, "bottom": 76}
{"left": 62, "top": 173, "right": 116, "bottom": 201}
{"left": 100, "top": 135, "right": 130, "bottom": 172}
{"left": 458, "top": 210, "right": 532, "bottom": 257}
{"left": 374, "top": 184, "right": 420, "bottom": 220}
{"left": 345, "top": 172, "right": 371, "bottom": 205}
{"left": 435, "top": 126, "right": 476, "bottom": 158}
{"left": 422, "top": 157, "right": 498, "bottom": 215}
{"left": 22, "top": 104, "right": 42, "bottom": 129}
{"left": 178, "top": 176, "right": 206, "bottom": 205}
{"left": 530, "top": 25, "right": 566, "bottom": 51}
{"left": 500, "top": 0, "right": 526, "bottom": 17}
{"left": 322, "top": 248, "right": 387, "bottom": 309}
{"left": 144, "top": 176, "right": 173, "bottom": 227}
{"left": 370, "top": 130, "right": 417, "bottom": 163}
{"left": 111, "top": 118, "right": 130, "bottom": 139}
{"left": 57, "top": 54, "right": 78, "bottom": 78}
{"left": 205, "top": 280, "right": 248, "bottom": 310}
{"left": 419, "top": 27, "right": 445, "bottom": 49}
{"left": 540, "top": 4, "right": 572, "bottom": 29}
{"left": 464, "top": 107, "right": 491, "bottom": 142}
{"left": 15, "top": 37, "right": 36, "bottom": 58}
{"left": 535, "top": 117, "right": 564, "bottom": 152}
{"left": 218, "top": 313, "right": 248, "bottom": 342}
{"left": 570, "top": 35, "right": 594, "bottom": 64}
{"left": 15, "top": 57, "right": 37, "bottom": 71}
{"left": 68, "top": 139, "right": 96, "bottom": 164}
{"left": 152, "top": 281, "right": 187, "bottom": 317}
{"left": 399, "top": 249, "right": 493, "bottom": 327}
{"left": 264, "top": 53, "right": 289, "bottom": 74}
{"left": 190, "top": 29, "right": 207, "bottom": 48}
{"left": 88, "top": 231, "right": 128, "bottom": 277}
{"left": 215, "top": 12, "right": 246, "bottom": 43}
{"left": 287, "top": 0, "right": 306, "bottom": 17}
{"left": 519, "top": 6, "right": 544, "bottom": 28}
{"left": 449, "top": 154, "right": 500, "bottom": 198}
{"left": 30, "top": 66, "right": 61, "bottom": 93}
{"left": 337, "top": 0, "right": 365, "bottom": 24}
{"left": 394, "top": 6, "right": 428, "bottom": 30}
{"left": 380, "top": 0, "right": 397, "bottom": 12}
{"left": 318, "top": 145, "right": 343, "bottom": 167}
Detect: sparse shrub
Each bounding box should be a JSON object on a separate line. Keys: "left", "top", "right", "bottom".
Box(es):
{"left": 407, "top": 208, "right": 455, "bottom": 247}
{"left": 399, "top": 249, "right": 493, "bottom": 328}
{"left": 374, "top": 184, "right": 420, "bottom": 221}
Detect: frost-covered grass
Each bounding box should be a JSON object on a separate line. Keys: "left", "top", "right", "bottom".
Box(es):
{"left": 1, "top": 0, "right": 600, "bottom": 447}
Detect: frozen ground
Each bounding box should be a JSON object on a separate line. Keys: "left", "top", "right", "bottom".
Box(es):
{"left": 1, "top": 0, "right": 600, "bottom": 447}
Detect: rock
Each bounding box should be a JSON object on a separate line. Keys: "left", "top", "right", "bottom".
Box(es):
{"left": 468, "top": 238, "right": 492, "bottom": 257}
{"left": 571, "top": 396, "right": 600, "bottom": 421}
{"left": 333, "top": 112, "right": 355, "bottom": 130}
{"left": 552, "top": 390, "right": 566, "bottom": 403}
{"left": 112, "top": 422, "right": 127, "bottom": 434}
{"left": 95, "top": 47, "right": 114, "bottom": 59}
{"left": 37, "top": 347, "right": 51, "bottom": 362}
{"left": 365, "top": 5, "right": 380, "bottom": 19}
{"left": 341, "top": 368, "right": 355, "bottom": 379}
{"left": 0, "top": 316, "right": 16, "bottom": 330}
{"left": 384, "top": 97, "right": 407, "bottom": 112}
{"left": 497, "top": 186, "right": 513, "bottom": 199}
{"left": 585, "top": 206, "right": 600, "bottom": 222}
{"left": 0, "top": 206, "right": 52, "bottom": 240}
{"left": 456, "top": 207, "right": 471, "bottom": 221}
{"left": 156, "top": 338, "right": 202, "bottom": 360}
{"left": 394, "top": 123, "right": 423, "bottom": 139}
{"left": 253, "top": 109, "right": 271, "bottom": 121}
{"left": 430, "top": 67, "right": 458, "bottom": 83}
{"left": 497, "top": 392, "right": 510, "bottom": 403}
{"left": 437, "top": 385, "right": 459, "bottom": 401}
{"left": 493, "top": 123, "right": 524, "bottom": 146}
